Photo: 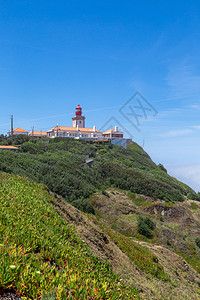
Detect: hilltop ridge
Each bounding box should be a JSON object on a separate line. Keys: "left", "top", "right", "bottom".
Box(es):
{"left": 0, "top": 135, "right": 198, "bottom": 211}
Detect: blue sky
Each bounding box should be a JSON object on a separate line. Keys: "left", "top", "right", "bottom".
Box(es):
{"left": 1, "top": 0, "right": 200, "bottom": 191}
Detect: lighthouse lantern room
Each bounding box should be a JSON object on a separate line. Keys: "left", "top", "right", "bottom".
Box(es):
{"left": 72, "top": 104, "right": 86, "bottom": 128}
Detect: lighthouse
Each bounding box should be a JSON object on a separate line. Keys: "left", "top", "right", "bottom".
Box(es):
{"left": 72, "top": 104, "right": 85, "bottom": 128}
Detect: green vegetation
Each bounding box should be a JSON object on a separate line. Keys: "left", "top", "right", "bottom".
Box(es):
{"left": 157, "top": 163, "right": 167, "bottom": 173}
{"left": 1, "top": 136, "right": 200, "bottom": 298}
{"left": 102, "top": 190, "right": 110, "bottom": 198}
{"left": 0, "top": 137, "right": 198, "bottom": 215}
{"left": 128, "top": 192, "right": 146, "bottom": 207}
{"left": 0, "top": 133, "right": 30, "bottom": 145}
{"left": 190, "top": 202, "right": 199, "bottom": 210}
{"left": 137, "top": 216, "right": 156, "bottom": 239}
{"left": 195, "top": 238, "right": 200, "bottom": 248}
{"left": 0, "top": 172, "right": 139, "bottom": 299}
{"left": 100, "top": 224, "right": 170, "bottom": 281}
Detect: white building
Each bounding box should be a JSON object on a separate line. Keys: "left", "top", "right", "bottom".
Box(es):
{"left": 47, "top": 105, "right": 102, "bottom": 139}
{"left": 29, "top": 131, "right": 47, "bottom": 138}
{"left": 47, "top": 125, "right": 102, "bottom": 139}
{"left": 7, "top": 128, "right": 28, "bottom": 136}
{"left": 102, "top": 126, "right": 124, "bottom": 139}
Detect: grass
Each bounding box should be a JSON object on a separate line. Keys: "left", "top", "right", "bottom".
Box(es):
{"left": 98, "top": 222, "right": 170, "bottom": 282}
{"left": 0, "top": 172, "right": 139, "bottom": 299}
{"left": 190, "top": 202, "right": 199, "bottom": 210}
{"left": 128, "top": 192, "right": 146, "bottom": 207}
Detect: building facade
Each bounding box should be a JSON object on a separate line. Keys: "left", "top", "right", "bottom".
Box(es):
{"left": 47, "top": 105, "right": 103, "bottom": 139}
{"left": 7, "top": 128, "right": 29, "bottom": 136}
{"left": 29, "top": 131, "right": 47, "bottom": 138}
{"left": 47, "top": 125, "right": 102, "bottom": 139}
{"left": 102, "top": 126, "right": 124, "bottom": 139}
{"left": 6, "top": 105, "right": 126, "bottom": 143}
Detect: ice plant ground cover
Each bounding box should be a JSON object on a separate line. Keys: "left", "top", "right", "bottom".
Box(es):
{"left": 98, "top": 222, "right": 170, "bottom": 282}
{"left": 0, "top": 172, "right": 139, "bottom": 299}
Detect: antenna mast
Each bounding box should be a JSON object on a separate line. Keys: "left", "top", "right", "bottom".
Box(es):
{"left": 10, "top": 115, "right": 13, "bottom": 136}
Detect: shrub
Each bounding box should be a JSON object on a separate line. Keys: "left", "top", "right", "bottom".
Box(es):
{"left": 158, "top": 163, "right": 167, "bottom": 173}
{"left": 20, "top": 142, "right": 45, "bottom": 154}
{"left": 183, "top": 234, "right": 187, "bottom": 240}
{"left": 197, "top": 192, "right": 200, "bottom": 201}
{"left": 137, "top": 216, "right": 156, "bottom": 238}
{"left": 160, "top": 216, "right": 164, "bottom": 222}
{"left": 98, "top": 149, "right": 107, "bottom": 156}
{"left": 166, "top": 239, "right": 171, "bottom": 246}
{"left": 71, "top": 198, "right": 95, "bottom": 214}
{"left": 102, "top": 190, "right": 110, "bottom": 198}
{"left": 187, "top": 192, "right": 199, "bottom": 201}
{"left": 195, "top": 237, "right": 200, "bottom": 248}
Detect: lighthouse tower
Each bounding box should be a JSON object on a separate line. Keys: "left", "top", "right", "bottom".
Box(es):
{"left": 72, "top": 104, "right": 85, "bottom": 128}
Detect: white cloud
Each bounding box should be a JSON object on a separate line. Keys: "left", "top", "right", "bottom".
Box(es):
{"left": 160, "top": 128, "right": 192, "bottom": 138}
{"left": 191, "top": 125, "right": 200, "bottom": 130}
{"left": 167, "top": 164, "right": 200, "bottom": 192}
{"left": 188, "top": 104, "right": 200, "bottom": 110}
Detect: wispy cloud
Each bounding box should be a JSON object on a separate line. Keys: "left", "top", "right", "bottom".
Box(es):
{"left": 160, "top": 128, "right": 192, "bottom": 138}
{"left": 166, "top": 60, "right": 200, "bottom": 100}
{"left": 188, "top": 104, "right": 200, "bottom": 110}
{"left": 159, "top": 122, "right": 200, "bottom": 138}
{"left": 191, "top": 125, "right": 200, "bottom": 129}
{"left": 167, "top": 163, "right": 200, "bottom": 192}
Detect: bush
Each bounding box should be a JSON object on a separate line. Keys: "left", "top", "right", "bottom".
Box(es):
{"left": 20, "top": 142, "right": 45, "bottom": 154}
{"left": 195, "top": 237, "right": 200, "bottom": 248}
{"left": 137, "top": 216, "right": 156, "bottom": 238}
{"left": 166, "top": 239, "right": 171, "bottom": 246}
{"left": 98, "top": 149, "right": 107, "bottom": 156}
{"left": 158, "top": 163, "right": 167, "bottom": 173}
{"left": 187, "top": 192, "right": 199, "bottom": 201}
{"left": 197, "top": 192, "right": 200, "bottom": 201}
{"left": 71, "top": 198, "right": 95, "bottom": 214}
{"left": 102, "top": 190, "right": 110, "bottom": 198}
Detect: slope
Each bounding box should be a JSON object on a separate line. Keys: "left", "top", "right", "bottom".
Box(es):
{"left": 0, "top": 172, "right": 138, "bottom": 299}
{"left": 0, "top": 138, "right": 199, "bottom": 215}
{"left": 1, "top": 173, "right": 200, "bottom": 299}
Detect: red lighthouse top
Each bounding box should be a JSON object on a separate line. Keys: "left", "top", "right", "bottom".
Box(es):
{"left": 76, "top": 104, "right": 82, "bottom": 116}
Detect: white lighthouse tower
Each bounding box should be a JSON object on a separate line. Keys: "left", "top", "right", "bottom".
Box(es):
{"left": 72, "top": 104, "right": 85, "bottom": 128}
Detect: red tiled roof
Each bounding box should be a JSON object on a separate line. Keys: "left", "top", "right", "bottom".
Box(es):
{"left": 93, "top": 140, "right": 109, "bottom": 142}
{"left": 48, "top": 126, "right": 101, "bottom": 133}
{"left": 8, "top": 128, "right": 28, "bottom": 133}
{"left": 103, "top": 129, "right": 123, "bottom": 134}
{"left": 0, "top": 145, "right": 19, "bottom": 150}
{"left": 29, "top": 131, "right": 47, "bottom": 136}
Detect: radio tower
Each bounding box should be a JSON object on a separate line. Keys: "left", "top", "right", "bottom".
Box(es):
{"left": 10, "top": 115, "right": 14, "bottom": 136}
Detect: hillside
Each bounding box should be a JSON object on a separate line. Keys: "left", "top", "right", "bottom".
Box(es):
{"left": 0, "top": 136, "right": 200, "bottom": 299}
{"left": 1, "top": 173, "right": 200, "bottom": 299}
{"left": 0, "top": 172, "right": 138, "bottom": 299}
{"left": 51, "top": 189, "right": 200, "bottom": 299}
{"left": 0, "top": 136, "right": 199, "bottom": 213}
